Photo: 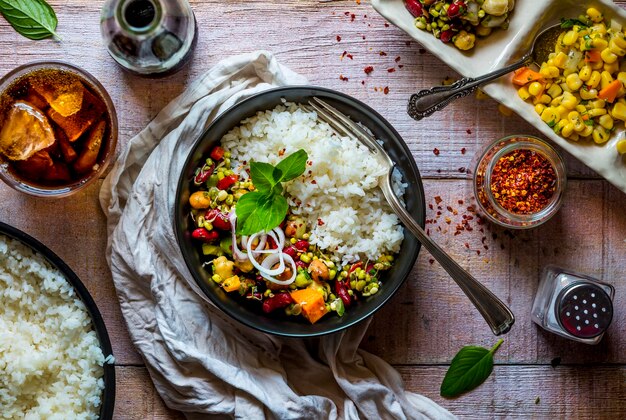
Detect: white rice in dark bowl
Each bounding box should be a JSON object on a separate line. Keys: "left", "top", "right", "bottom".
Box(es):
{"left": 0, "top": 234, "right": 108, "bottom": 419}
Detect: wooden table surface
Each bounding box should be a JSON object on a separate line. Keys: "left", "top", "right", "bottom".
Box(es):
{"left": 1, "top": 1, "right": 625, "bottom": 418}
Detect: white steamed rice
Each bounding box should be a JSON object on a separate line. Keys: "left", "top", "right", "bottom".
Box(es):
{"left": 221, "top": 101, "right": 406, "bottom": 265}
{"left": 0, "top": 234, "right": 106, "bottom": 419}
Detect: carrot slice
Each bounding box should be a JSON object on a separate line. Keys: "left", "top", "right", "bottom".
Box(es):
{"left": 585, "top": 50, "right": 602, "bottom": 63}
{"left": 290, "top": 288, "right": 328, "bottom": 324}
{"left": 512, "top": 67, "right": 544, "bottom": 85}
{"left": 598, "top": 79, "right": 622, "bottom": 103}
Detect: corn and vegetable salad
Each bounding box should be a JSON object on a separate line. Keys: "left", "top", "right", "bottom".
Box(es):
{"left": 513, "top": 8, "right": 626, "bottom": 154}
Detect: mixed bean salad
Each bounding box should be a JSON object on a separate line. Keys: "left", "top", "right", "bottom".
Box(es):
{"left": 187, "top": 146, "right": 395, "bottom": 324}
{"left": 405, "top": 0, "right": 515, "bottom": 50}
{"left": 513, "top": 7, "right": 626, "bottom": 154}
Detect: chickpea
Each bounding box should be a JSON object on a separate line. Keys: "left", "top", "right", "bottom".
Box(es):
{"left": 308, "top": 259, "right": 330, "bottom": 282}
{"left": 189, "top": 191, "right": 211, "bottom": 209}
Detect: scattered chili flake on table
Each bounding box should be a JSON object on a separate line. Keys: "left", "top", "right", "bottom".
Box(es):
{"left": 461, "top": 147, "right": 466, "bottom": 154}
{"left": 364, "top": 66, "right": 374, "bottom": 74}
{"left": 395, "top": 56, "right": 401, "bottom": 62}
{"left": 387, "top": 68, "right": 396, "bottom": 73}
{"left": 384, "top": 22, "right": 390, "bottom": 27}
{"left": 339, "top": 74, "right": 349, "bottom": 81}
{"left": 433, "top": 147, "right": 440, "bottom": 156}
{"left": 490, "top": 149, "right": 557, "bottom": 215}
{"left": 383, "top": 86, "right": 389, "bottom": 94}
{"left": 379, "top": 51, "right": 387, "bottom": 56}
{"left": 336, "top": 35, "right": 342, "bottom": 42}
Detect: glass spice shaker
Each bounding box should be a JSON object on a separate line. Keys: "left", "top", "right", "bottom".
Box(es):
{"left": 531, "top": 265, "right": 614, "bottom": 344}
{"left": 100, "top": 0, "right": 198, "bottom": 77}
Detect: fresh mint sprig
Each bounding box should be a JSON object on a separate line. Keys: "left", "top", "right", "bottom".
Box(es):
{"left": 235, "top": 149, "right": 308, "bottom": 236}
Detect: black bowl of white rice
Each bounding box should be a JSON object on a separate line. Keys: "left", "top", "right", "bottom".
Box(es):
{"left": 0, "top": 221, "right": 115, "bottom": 418}
{"left": 175, "top": 86, "right": 426, "bottom": 337}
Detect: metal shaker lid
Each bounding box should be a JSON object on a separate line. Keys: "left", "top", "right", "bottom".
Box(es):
{"left": 556, "top": 282, "right": 613, "bottom": 339}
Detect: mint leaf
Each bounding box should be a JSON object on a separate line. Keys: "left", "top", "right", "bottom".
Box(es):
{"left": 236, "top": 149, "right": 308, "bottom": 235}
{"left": 275, "top": 149, "right": 308, "bottom": 183}
{"left": 440, "top": 339, "right": 503, "bottom": 398}
{"left": 236, "top": 192, "right": 288, "bottom": 236}
{"left": 0, "top": 0, "right": 59, "bottom": 40}
{"left": 250, "top": 161, "right": 281, "bottom": 194}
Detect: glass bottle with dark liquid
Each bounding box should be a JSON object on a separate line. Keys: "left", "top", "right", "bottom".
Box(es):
{"left": 101, "top": 0, "right": 198, "bottom": 77}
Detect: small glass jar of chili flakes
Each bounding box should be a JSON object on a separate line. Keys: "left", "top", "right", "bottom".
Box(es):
{"left": 473, "top": 135, "right": 566, "bottom": 229}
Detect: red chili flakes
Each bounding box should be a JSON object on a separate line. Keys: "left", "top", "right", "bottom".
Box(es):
{"left": 436, "top": 211, "right": 442, "bottom": 216}
{"left": 434, "top": 196, "right": 442, "bottom": 205}
{"left": 428, "top": 203, "right": 434, "bottom": 210}
{"left": 311, "top": 180, "right": 317, "bottom": 184}
{"left": 339, "top": 74, "right": 349, "bottom": 81}
{"left": 387, "top": 68, "right": 396, "bottom": 73}
{"left": 476, "top": 250, "right": 481, "bottom": 256}
{"left": 398, "top": 65, "right": 404, "bottom": 69}
{"left": 351, "top": 13, "right": 356, "bottom": 22}
{"left": 356, "top": 0, "right": 361, "bottom": 4}
{"left": 458, "top": 167, "right": 466, "bottom": 173}
{"left": 362, "top": 35, "right": 366, "bottom": 40}
{"left": 428, "top": 258, "right": 435, "bottom": 264}
{"left": 464, "top": 243, "right": 470, "bottom": 248}
{"left": 336, "top": 35, "right": 342, "bottom": 42}
{"left": 445, "top": 217, "right": 451, "bottom": 224}
{"left": 317, "top": 218, "right": 325, "bottom": 226}
{"left": 384, "top": 22, "right": 390, "bottom": 27}
{"left": 364, "top": 66, "right": 374, "bottom": 74}
{"left": 307, "top": 160, "right": 313, "bottom": 166}
{"left": 347, "top": 53, "right": 353, "bottom": 60}
{"left": 344, "top": 12, "right": 350, "bottom": 16}
{"left": 395, "top": 56, "right": 401, "bottom": 62}
{"left": 278, "top": 148, "right": 286, "bottom": 157}
{"left": 461, "top": 147, "right": 466, "bottom": 155}
{"left": 379, "top": 51, "right": 387, "bottom": 56}
{"left": 361, "top": 80, "right": 365, "bottom": 85}
{"left": 383, "top": 86, "right": 389, "bottom": 94}
{"left": 458, "top": 199, "right": 464, "bottom": 205}
{"left": 466, "top": 129, "right": 472, "bottom": 135}
{"left": 446, "top": 206, "right": 453, "bottom": 212}
{"left": 340, "top": 51, "right": 347, "bottom": 59}
{"left": 433, "top": 148, "right": 440, "bottom": 156}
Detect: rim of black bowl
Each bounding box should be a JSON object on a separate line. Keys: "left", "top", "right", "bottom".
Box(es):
{"left": 0, "top": 221, "right": 115, "bottom": 419}
{"left": 174, "top": 86, "right": 425, "bottom": 338}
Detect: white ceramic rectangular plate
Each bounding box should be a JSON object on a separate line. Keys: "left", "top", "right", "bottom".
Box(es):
{"left": 372, "top": 0, "right": 626, "bottom": 194}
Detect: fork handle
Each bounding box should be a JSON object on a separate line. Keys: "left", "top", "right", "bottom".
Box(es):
{"left": 407, "top": 56, "right": 530, "bottom": 121}
{"left": 380, "top": 174, "right": 515, "bottom": 335}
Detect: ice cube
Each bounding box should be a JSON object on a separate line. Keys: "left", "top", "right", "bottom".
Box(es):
{"left": 0, "top": 101, "right": 56, "bottom": 161}
{"left": 33, "top": 78, "right": 84, "bottom": 118}
{"left": 47, "top": 87, "right": 105, "bottom": 142}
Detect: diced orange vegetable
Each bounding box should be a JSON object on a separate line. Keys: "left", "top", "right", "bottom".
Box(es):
{"left": 290, "top": 288, "right": 328, "bottom": 324}
{"left": 585, "top": 50, "right": 602, "bottom": 63}
{"left": 512, "top": 67, "right": 544, "bottom": 86}
{"left": 222, "top": 275, "right": 240, "bottom": 292}
{"left": 598, "top": 79, "right": 622, "bottom": 103}
{"left": 582, "top": 114, "right": 590, "bottom": 121}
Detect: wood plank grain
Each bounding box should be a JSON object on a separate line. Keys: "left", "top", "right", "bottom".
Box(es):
{"left": 397, "top": 365, "right": 626, "bottom": 418}
{"left": 362, "top": 179, "right": 626, "bottom": 364}
{"left": 115, "top": 366, "right": 185, "bottom": 419}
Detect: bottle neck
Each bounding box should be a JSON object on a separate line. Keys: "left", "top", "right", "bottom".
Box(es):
{"left": 116, "top": 0, "right": 163, "bottom": 35}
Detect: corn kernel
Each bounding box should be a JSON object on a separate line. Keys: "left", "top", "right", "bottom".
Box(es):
{"left": 616, "top": 138, "right": 626, "bottom": 154}
{"left": 579, "top": 64, "right": 592, "bottom": 81}
{"left": 534, "top": 103, "right": 547, "bottom": 115}
{"left": 587, "top": 108, "right": 607, "bottom": 117}
{"left": 580, "top": 87, "right": 598, "bottom": 100}
{"left": 601, "top": 48, "right": 618, "bottom": 64}
{"left": 547, "top": 83, "right": 563, "bottom": 98}
{"left": 561, "top": 91, "right": 578, "bottom": 109}
{"left": 588, "top": 71, "right": 602, "bottom": 88}
{"left": 612, "top": 33, "right": 626, "bottom": 49}
{"left": 550, "top": 95, "right": 563, "bottom": 107}
{"left": 570, "top": 133, "right": 580, "bottom": 141}
{"left": 587, "top": 7, "right": 603, "bottom": 23}
{"left": 600, "top": 71, "right": 614, "bottom": 89}
{"left": 475, "top": 89, "right": 489, "bottom": 100}
{"left": 609, "top": 38, "right": 626, "bottom": 56}
{"left": 541, "top": 107, "right": 559, "bottom": 124}
{"left": 538, "top": 94, "right": 552, "bottom": 104}
{"left": 598, "top": 113, "right": 614, "bottom": 129}
{"left": 612, "top": 101, "right": 626, "bottom": 121}
{"left": 580, "top": 124, "right": 594, "bottom": 138}
{"left": 528, "top": 82, "right": 544, "bottom": 97}
{"left": 553, "top": 51, "right": 568, "bottom": 68}
{"left": 561, "top": 122, "right": 575, "bottom": 137}
{"left": 590, "top": 99, "right": 606, "bottom": 109}
{"left": 554, "top": 118, "right": 568, "bottom": 134}
{"left": 592, "top": 126, "right": 610, "bottom": 143}
{"left": 575, "top": 104, "right": 587, "bottom": 113}
{"left": 603, "top": 60, "right": 619, "bottom": 74}
{"left": 563, "top": 30, "right": 578, "bottom": 46}
{"left": 592, "top": 38, "right": 608, "bottom": 50}
{"left": 556, "top": 105, "right": 569, "bottom": 119}
{"left": 517, "top": 86, "right": 531, "bottom": 101}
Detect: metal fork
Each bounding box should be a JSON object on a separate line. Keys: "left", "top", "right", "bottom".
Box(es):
{"left": 308, "top": 97, "right": 515, "bottom": 336}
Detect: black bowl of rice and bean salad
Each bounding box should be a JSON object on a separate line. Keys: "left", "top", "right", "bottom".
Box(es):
{"left": 175, "top": 86, "right": 425, "bottom": 337}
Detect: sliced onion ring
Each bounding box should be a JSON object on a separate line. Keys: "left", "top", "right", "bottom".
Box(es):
{"left": 260, "top": 253, "right": 297, "bottom": 285}
{"left": 247, "top": 233, "right": 284, "bottom": 275}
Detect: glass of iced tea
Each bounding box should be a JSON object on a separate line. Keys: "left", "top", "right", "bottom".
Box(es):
{"left": 0, "top": 61, "right": 118, "bottom": 197}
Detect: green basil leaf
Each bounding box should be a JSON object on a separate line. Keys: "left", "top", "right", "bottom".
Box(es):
{"left": 440, "top": 339, "right": 503, "bottom": 398}
{"left": 235, "top": 192, "right": 288, "bottom": 236}
{"left": 275, "top": 149, "right": 308, "bottom": 183}
{"left": 0, "top": 0, "right": 59, "bottom": 40}
{"left": 250, "top": 161, "right": 281, "bottom": 194}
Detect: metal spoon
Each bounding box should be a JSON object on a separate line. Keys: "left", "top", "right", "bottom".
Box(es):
{"left": 407, "top": 24, "right": 564, "bottom": 121}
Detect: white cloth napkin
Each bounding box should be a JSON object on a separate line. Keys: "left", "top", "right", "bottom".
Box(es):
{"left": 99, "top": 51, "right": 454, "bottom": 419}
